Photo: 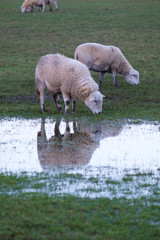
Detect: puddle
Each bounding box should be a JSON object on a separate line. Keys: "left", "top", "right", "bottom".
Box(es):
{"left": 0, "top": 118, "right": 160, "bottom": 198}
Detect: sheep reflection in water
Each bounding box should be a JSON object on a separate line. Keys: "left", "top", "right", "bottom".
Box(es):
{"left": 37, "top": 119, "right": 123, "bottom": 169}
{"left": 37, "top": 119, "right": 105, "bottom": 168}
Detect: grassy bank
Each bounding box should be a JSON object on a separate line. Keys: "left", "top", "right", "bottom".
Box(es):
{"left": 0, "top": 0, "right": 160, "bottom": 120}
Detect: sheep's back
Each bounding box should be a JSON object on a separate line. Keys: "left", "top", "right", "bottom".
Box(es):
{"left": 76, "top": 43, "right": 122, "bottom": 67}
{"left": 36, "top": 54, "right": 97, "bottom": 97}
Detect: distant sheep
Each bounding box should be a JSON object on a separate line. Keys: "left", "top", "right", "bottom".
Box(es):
{"left": 21, "top": 0, "right": 58, "bottom": 13}
{"left": 74, "top": 43, "right": 140, "bottom": 87}
{"left": 35, "top": 54, "right": 104, "bottom": 115}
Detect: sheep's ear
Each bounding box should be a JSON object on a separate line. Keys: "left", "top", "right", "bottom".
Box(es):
{"left": 102, "top": 94, "right": 105, "bottom": 98}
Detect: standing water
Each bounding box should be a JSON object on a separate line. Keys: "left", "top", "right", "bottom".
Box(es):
{"left": 0, "top": 118, "right": 160, "bottom": 198}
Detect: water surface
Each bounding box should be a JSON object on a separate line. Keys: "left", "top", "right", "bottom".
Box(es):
{"left": 0, "top": 118, "right": 160, "bottom": 198}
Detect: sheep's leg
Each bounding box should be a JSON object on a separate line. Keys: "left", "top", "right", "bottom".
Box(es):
{"left": 113, "top": 77, "right": 118, "bottom": 87}
{"left": 32, "top": 5, "right": 36, "bottom": 12}
{"left": 40, "top": 91, "right": 46, "bottom": 113}
{"left": 53, "top": 94, "right": 62, "bottom": 112}
{"left": 53, "top": 0, "right": 58, "bottom": 10}
{"left": 36, "top": 78, "right": 46, "bottom": 113}
{"left": 64, "top": 100, "right": 70, "bottom": 115}
{"left": 112, "top": 72, "right": 118, "bottom": 87}
{"left": 48, "top": 0, "right": 53, "bottom": 11}
{"left": 62, "top": 92, "right": 70, "bottom": 115}
{"left": 98, "top": 72, "right": 105, "bottom": 87}
{"left": 42, "top": 4, "right": 46, "bottom": 12}
{"left": 72, "top": 100, "right": 76, "bottom": 113}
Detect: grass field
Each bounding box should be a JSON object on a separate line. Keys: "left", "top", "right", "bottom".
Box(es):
{"left": 0, "top": 0, "right": 160, "bottom": 119}
{"left": 0, "top": 0, "right": 160, "bottom": 239}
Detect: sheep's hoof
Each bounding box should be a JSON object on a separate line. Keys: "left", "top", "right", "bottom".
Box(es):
{"left": 42, "top": 109, "right": 46, "bottom": 114}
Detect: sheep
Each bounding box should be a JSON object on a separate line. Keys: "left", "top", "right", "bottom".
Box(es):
{"left": 21, "top": 0, "right": 48, "bottom": 13}
{"left": 74, "top": 43, "right": 140, "bottom": 87}
{"left": 35, "top": 53, "right": 104, "bottom": 115}
{"left": 21, "top": 0, "right": 58, "bottom": 13}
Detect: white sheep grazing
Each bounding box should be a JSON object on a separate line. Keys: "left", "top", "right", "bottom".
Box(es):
{"left": 21, "top": 0, "right": 58, "bottom": 13}
{"left": 74, "top": 43, "right": 140, "bottom": 87}
{"left": 35, "top": 54, "right": 104, "bottom": 115}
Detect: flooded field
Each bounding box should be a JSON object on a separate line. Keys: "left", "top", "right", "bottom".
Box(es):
{"left": 0, "top": 118, "right": 160, "bottom": 198}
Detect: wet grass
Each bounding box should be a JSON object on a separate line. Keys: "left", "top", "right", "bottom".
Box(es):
{"left": 0, "top": 172, "right": 160, "bottom": 239}
{"left": 0, "top": 194, "right": 160, "bottom": 240}
{"left": 0, "top": 0, "right": 160, "bottom": 120}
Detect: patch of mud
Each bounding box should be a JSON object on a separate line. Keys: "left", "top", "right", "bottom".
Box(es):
{"left": 0, "top": 118, "right": 160, "bottom": 198}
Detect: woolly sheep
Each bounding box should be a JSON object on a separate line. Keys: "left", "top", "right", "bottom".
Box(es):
{"left": 35, "top": 54, "right": 104, "bottom": 115}
{"left": 74, "top": 43, "right": 140, "bottom": 87}
{"left": 21, "top": 0, "right": 58, "bottom": 13}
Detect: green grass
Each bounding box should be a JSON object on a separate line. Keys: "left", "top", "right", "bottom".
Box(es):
{"left": 0, "top": 172, "right": 160, "bottom": 239}
{"left": 0, "top": 1, "right": 160, "bottom": 239}
{"left": 0, "top": 0, "right": 160, "bottom": 120}
{"left": 0, "top": 173, "right": 160, "bottom": 240}
{"left": 0, "top": 194, "right": 160, "bottom": 240}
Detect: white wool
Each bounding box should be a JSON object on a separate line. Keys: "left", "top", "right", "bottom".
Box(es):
{"left": 35, "top": 54, "right": 104, "bottom": 114}
{"left": 74, "top": 43, "right": 140, "bottom": 87}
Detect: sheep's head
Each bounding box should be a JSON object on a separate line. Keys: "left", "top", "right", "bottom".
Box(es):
{"left": 85, "top": 91, "right": 105, "bottom": 114}
{"left": 21, "top": 3, "right": 32, "bottom": 13}
{"left": 21, "top": 5, "right": 26, "bottom": 13}
{"left": 125, "top": 69, "right": 140, "bottom": 85}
